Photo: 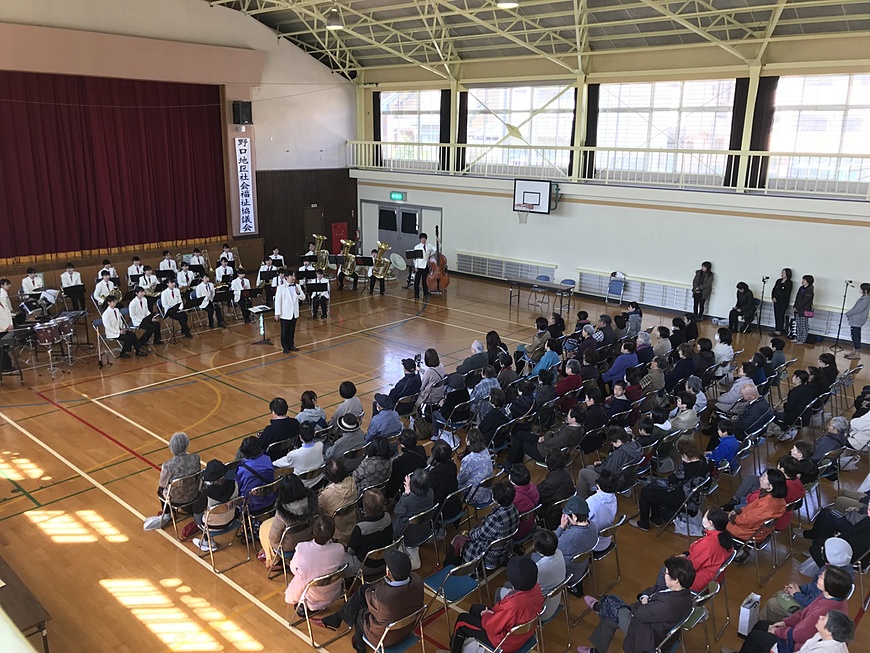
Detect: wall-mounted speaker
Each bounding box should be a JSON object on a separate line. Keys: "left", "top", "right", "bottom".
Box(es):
{"left": 232, "top": 100, "right": 253, "bottom": 125}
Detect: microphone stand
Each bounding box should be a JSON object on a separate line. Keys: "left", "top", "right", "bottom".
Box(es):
{"left": 759, "top": 276, "right": 769, "bottom": 334}
{"left": 830, "top": 280, "right": 851, "bottom": 353}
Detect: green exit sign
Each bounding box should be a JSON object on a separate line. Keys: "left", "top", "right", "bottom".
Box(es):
{"left": 389, "top": 191, "right": 407, "bottom": 201}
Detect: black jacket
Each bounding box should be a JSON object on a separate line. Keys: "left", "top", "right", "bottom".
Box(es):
{"left": 772, "top": 278, "right": 793, "bottom": 305}
{"left": 794, "top": 285, "right": 814, "bottom": 313}
{"left": 782, "top": 384, "right": 817, "bottom": 427}
{"left": 480, "top": 408, "right": 510, "bottom": 444}
{"left": 428, "top": 461, "right": 460, "bottom": 518}
{"left": 386, "top": 447, "right": 427, "bottom": 499}
{"left": 258, "top": 417, "right": 301, "bottom": 459}
{"left": 440, "top": 388, "right": 471, "bottom": 421}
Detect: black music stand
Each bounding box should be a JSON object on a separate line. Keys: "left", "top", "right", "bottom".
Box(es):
{"left": 297, "top": 270, "right": 318, "bottom": 282}
{"left": 129, "top": 274, "right": 143, "bottom": 288}
{"left": 61, "top": 284, "right": 86, "bottom": 312}
{"left": 306, "top": 282, "right": 330, "bottom": 319}
{"left": 270, "top": 257, "right": 284, "bottom": 267}
{"left": 300, "top": 254, "right": 317, "bottom": 264}
{"left": 249, "top": 305, "right": 273, "bottom": 345}
{"left": 356, "top": 256, "right": 374, "bottom": 267}
{"left": 405, "top": 250, "right": 423, "bottom": 287}
{"left": 215, "top": 270, "right": 236, "bottom": 284}
{"left": 156, "top": 270, "right": 176, "bottom": 282}
{"left": 188, "top": 264, "right": 205, "bottom": 276}
{"left": 259, "top": 270, "right": 278, "bottom": 285}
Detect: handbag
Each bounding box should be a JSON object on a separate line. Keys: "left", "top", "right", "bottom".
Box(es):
{"left": 804, "top": 310, "right": 815, "bottom": 318}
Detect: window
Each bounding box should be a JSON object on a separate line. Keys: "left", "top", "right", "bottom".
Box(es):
{"left": 595, "top": 79, "right": 736, "bottom": 182}
{"left": 465, "top": 85, "right": 576, "bottom": 172}
{"left": 379, "top": 90, "right": 441, "bottom": 163}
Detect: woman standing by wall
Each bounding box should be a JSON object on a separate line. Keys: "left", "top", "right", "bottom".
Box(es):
{"left": 844, "top": 283, "right": 870, "bottom": 360}
{"left": 793, "top": 275, "right": 815, "bottom": 345}
{"left": 692, "top": 261, "right": 714, "bottom": 321}
{"left": 770, "top": 268, "right": 793, "bottom": 337}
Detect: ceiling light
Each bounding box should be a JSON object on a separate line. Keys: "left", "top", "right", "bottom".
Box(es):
{"left": 325, "top": 5, "right": 344, "bottom": 31}
{"left": 496, "top": 1, "right": 519, "bottom": 8}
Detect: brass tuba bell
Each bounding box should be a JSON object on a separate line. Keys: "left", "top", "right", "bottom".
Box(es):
{"left": 339, "top": 239, "right": 357, "bottom": 276}
{"left": 312, "top": 234, "right": 329, "bottom": 271}
{"left": 372, "top": 241, "right": 392, "bottom": 279}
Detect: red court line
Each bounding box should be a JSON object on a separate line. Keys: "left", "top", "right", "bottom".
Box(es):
{"left": 34, "top": 391, "right": 160, "bottom": 471}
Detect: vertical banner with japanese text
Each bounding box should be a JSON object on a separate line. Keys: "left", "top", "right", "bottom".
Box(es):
{"left": 235, "top": 137, "right": 256, "bottom": 234}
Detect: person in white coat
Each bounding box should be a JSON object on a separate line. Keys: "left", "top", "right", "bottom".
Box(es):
{"left": 159, "top": 279, "right": 192, "bottom": 338}
{"left": 848, "top": 410, "right": 870, "bottom": 453}
{"left": 158, "top": 251, "right": 178, "bottom": 272}
{"left": 195, "top": 273, "right": 226, "bottom": 329}
{"left": 101, "top": 296, "right": 144, "bottom": 358}
{"left": 92, "top": 271, "right": 117, "bottom": 309}
{"left": 176, "top": 262, "right": 195, "bottom": 290}
{"left": 0, "top": 279, "right": 15, "bottom": 372}
{"left": 275, "top": 270, "right": 305, "bottom": 354}
{"left": 230, "top": 269, "right": 252, "bottom": 323}
{"left": 61, "top": 263, "right": 85, "bottom": 311}
{"left": 128, "top": 286, "right": 162, "bottom": 346}
{"left": 21, "top": 268, "right": 43, "bottom": 295}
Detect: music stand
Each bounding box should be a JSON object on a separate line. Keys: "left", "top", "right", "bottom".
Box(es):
{"left": 249, "top": 305, "right": 273, "bottom": 345}
{"left": 259, "top": 270, "right": 278, "bottom": 285}
{"left": 215, "top": 270, "right": 236, "bottom": 284}
{"left": 129, "top": 274, "right": 143, "bottom": 287}
{"left": 306, "top": 282, "right": 330, "bottom": 319}
{"left": 356, "top": 256, "right": 374, "bottom": 267}
{"left": 270, "top": 257, "right": 284, "bottom": 267}
{"left": 297, "top": 270, "right": 318, "bottom": 282}
{"left": 405, "top": 250, "right": 423, "bottom": 261}
{"left": 156, "top": 270, "right": 176, "bottom": 282}
{"left": 188, "top": 264, "right": 205, "bottom": 276}
{"left": 109, "top": 276, "right": 121, "bottom": 288}
{"left": 300, "top": 254, "right": 318, "bottom": 264}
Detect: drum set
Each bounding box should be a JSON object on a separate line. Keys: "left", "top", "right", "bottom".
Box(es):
{"left": 1, "top": 311, "right": 88, "bottom": 384}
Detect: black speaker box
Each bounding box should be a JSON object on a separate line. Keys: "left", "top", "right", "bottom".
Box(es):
{"left": 232, "top": 100, "right": 253, "bottom": 125}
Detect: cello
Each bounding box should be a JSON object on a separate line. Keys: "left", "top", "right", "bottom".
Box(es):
{"left": 426, "top": 224, "right": 450, "bottom": 293}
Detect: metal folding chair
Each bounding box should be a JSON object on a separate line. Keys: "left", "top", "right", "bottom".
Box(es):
{"left": 537, "top": 575, "right": 573, "bottom": 653}
{"left": 352, "top": 536, "right": 404, "bottom": 591}
{"left": 269, "top": 520, "right": 314, "bottom": 581}
{"left": 680, "top": 581, "right": 720, "bottom": 653}
{"left": 708, "top": 549, "right": 737, "bottom": 641}
{"left": 290, "top": 564, "right": 352, "bottom": 647}
{"left": 361, "top": 604, "right": 427, "bottom": 653}
{"left": 477, "top": 613, "right": 539, "bottom": 653}
{"left": 733, "top": 518, "right": 778, "bottom": 586}
{"left": 197, "top": 496, "right": 250, "bottom": 574}
{"left": 161, "top": 471, "right": 202, "bottom": 540}
{"left": 400, "top": 504, "right": 441, "bottom": 569}
{"left": 423, "top": 553, "right": 485, "bottom": 632}
{"left": 588, "top": 514, "right": 626, "bottom": 596}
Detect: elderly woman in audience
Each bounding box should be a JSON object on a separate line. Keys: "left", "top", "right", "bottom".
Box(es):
{"left": 469, "top": 365, "right": 500, "bottom": 418}
{"left": 685, "top": 508, "right": 734, "bottom": 591}
{"left": 538, "top": 449, "right": 576, "bottom": 529}
{"left": 346, "top": 488, "right": 393, "bottom": 578}
{"left": 716, "top": 361, "right": 757, "bottom": 414}
{"left": 799, "top": 610, "right": 855, "bottom": 653}
{"left": 633, "top": 332, "right": 653, "bottom": 366}
{"left": 324, "top": 414, "right": 366, "bottom": 471}
{"left": 191, "top": 460, "right": 239, "bottom": 552}
{"left": 728, "top": 468, "right": 788, "bottom": 563}
{"left": 328, "top": 381, "right": 364, "bottom": 428}
{"left": 296, "top": 389, "right": 327, "bottom": 428}
{"left": 416, "top": 347, "right": 447, "bottom": 413}
{"left": 574, "top": 324, "right": 599, "bottom": 359}
{"left": 352, "top": 436, "right": 392, "bottom": 492}
{"left": 812, "top": 416, "right": 850, "bottom": 463}
{"left": 259, "top": 473, "right": 316, "bottom": 571}
{"left": 157, "top": 432, "right": 201, "bottom": 512}
{"left": 555, "top": 358, "right": 585, "bottom": 412}
{"left": 284, "top": 515, "right": 346, "bottom": 617}
{"left": 664, "top": 343, "right": 695, "bottom": 392}
{"left": 532, "top": 338, "right": 562, "bottom": 376}
{"left": 458, "top": 428, "right": 494, "bottom": 505}
{"left": 393, "top": 469, "right": 434, "bottom": 568}
{"left": 317, "top": 459, "right": 358, "bottom": 545}
{"left": 652, "top": 326, "right": 671, "bottom": 356}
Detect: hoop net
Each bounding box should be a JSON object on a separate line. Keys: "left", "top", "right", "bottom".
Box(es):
{"left": 514, "top": 203, "right": 533, "bottom": 224}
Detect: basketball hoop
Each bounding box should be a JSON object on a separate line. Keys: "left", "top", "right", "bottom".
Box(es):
{"left": 514, "top": 203, "right": 533, "bottom": 224}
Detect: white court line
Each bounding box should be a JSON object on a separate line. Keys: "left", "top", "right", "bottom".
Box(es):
{"left": 399, "top": 295, "right": 536, "bottom": 331}
{"left": 412, "top": 315, "right": 524, "bottom": 343}
{"left": 0, "top": 408, "right": 321, "bottom": 647}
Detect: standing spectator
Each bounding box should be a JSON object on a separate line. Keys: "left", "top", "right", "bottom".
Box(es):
{"left": 844, "top": 283, "right": 870, "bottom": 359}
{"left": 770, "top": 268, "right": 794, "bottom": 337}
{"left": 692, "top": 261, "right": 714, "bottom": 320}
{"left": 793, "top": 275, "right": 816, "bottom": 345}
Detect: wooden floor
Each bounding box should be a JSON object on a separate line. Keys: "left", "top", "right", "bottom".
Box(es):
{"left": 1, "top": 275, "right": 868, "bottom": 652}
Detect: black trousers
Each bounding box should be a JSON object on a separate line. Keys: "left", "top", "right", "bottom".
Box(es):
{"left": 115, "top": 332, "right": 140, "bottom": 353}
{"left": 414, "top": 268, "right": 429, "bottom": 297}
{"left": 507, "top": 429, "right": 544, "bottom": 464}
{"left": 237, "top": 298, "right": 251, "bottom": 322}
{"left": 136, "top": 318, "right": 162, "bottom": 345}
{"left": 166, "top": 307, "right": 191, "bottom": 335}
{"left": 737, "top": 620, "right": 779, "bottom": 653}
{"left": 65, "top": 289, "right": 86, "bottom": 311}
{"left": 729, "top": 309, "right": 752, "bottom": 333}
{"left": 638, "top": 486, "right": 686, "bottom": 526}
{"left": 280, "top": 317, "right": 298, "bottom": 352}
{"left": 693, "top": 295, "right": 706, "bottom": 319}
{"left": 451, "top": 605, "right": 494, "bottom": 653}
{"left": 321, "top": 585, "right": 370, "bottom": 653}
{"left": 203, "top": 303, "right": 225, "bottom": 327}
{"left": 773, "top": 301, "right": 788, "bottom": 333}
{"left": 338, "top": 271, "right": 358, "bottom": 290}
{"left": 368, "top": 276, "right": 385, "bottom": 295}
{"left": 311, "top": 296, "right": 328, "bottom": 317}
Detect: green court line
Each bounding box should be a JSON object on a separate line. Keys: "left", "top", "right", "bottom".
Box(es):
{"left": 1, "top": 476, "right": 41, "bottom": 508}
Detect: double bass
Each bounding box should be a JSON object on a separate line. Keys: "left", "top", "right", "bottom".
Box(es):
{"left": 426, "top": 224, "right": 450, "bottom": 292}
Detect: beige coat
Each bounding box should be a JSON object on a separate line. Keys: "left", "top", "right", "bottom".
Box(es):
{"left": 318, "top": 477, "right": 358, "bottom": 544}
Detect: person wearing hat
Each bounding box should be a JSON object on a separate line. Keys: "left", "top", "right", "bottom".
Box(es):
{"left": 759, "top": 537, "right": 854, "bottom": 622}
{"left": 557, "top": 496, "right": 599, "bottom": 595}
{"left": 191, "top": 459, "right": 239, "bottom": 552}
{"left": 325, "top": 414, "right": 366, "bottom": 471}
{"left": 365, "top": 395, "right": 402, "bottom": 444}
{"left": 431, "top": 373, "right": 471, "bottom": 441}
{"left": 456, "top": 339, "right": 489, "bottom": 375}
{"left": 448, "top": 556, "right": 543, "bottom": 653}
{"left": 373, "top": 359, "right": 421, "bottom": 418}
{"left": 317, "top": 459, "right": 358, "bottom": 545}
{"left": 314, "top": 548, "right": 423, "bottom": 653}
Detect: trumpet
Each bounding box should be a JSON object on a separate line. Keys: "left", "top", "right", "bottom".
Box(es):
{"left": 372, "top": 241, "right": 392, "bottom": 279}
{"left": 340, "top": 239, "right": 357, "bottom": 276}
{"left": 312, "top": 234, "right": 330, "bottom": 271}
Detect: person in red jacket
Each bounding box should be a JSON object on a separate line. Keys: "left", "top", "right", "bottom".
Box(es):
{"left": 728, "top": 468, "right": 788, "bottom": 563}
{"left": 510, "top": 464, "right": 540, "bottom": 542}
{"left": 448, "top": 557, "right": 543, "bottom": 653}
{"left": 556, "top": 359, "right": 585, "bottom": 412}
{"left": 685, "top": 508, "right": 734, "bottom": 591}
{"left": 722, "top": 566, "right": 852, "bottom": 653}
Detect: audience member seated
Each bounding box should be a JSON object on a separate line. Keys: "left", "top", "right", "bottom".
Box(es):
{"left": 587, "top": 469, "right": 619, "bottom": 553}
{"left": 713, "top": 327, "right": 735, "bottom": 382}
{"left": 792, "top": 441, "right": 819, "bottom": 485}
{"left": 706, "top": 418, "right": 741, "bottom": 464}
{"left": 509, "top": 464, "right": 539, "bottom": 541}
{"left": 604, "top": 380, "right": 632, "bottom": 425}
{"left": 157, "top": 432, "right": 201, "bottom": 513}
{"left": 445, "top": 481, "right": 519, "bottom": 570}
{"left": 579, "top": 389, "right": 608, "bottom": 454}
{"left": 315, "top": 549, "right": 423, "bottom": 653}
{"left": 318, "top": 459, "right": 358, "bottom": 545}
{"left": 428, "top": 441, "right": 460, "bottom": 521}
{"left": 635, "top": 332, "right": 654, "bottom": 365}
{"left": 450, "top": 557, "right": 543, "bottom": 653}
{"left": 274, "top": 422, "right": 324, "bottom": 488}
{"left": 485, "top": 330, "right": 510, "bottom": 366}
{"left": 594, "top": 314, "right": 617, "bottom": 348}
{"left": 534, "top": 405, "right": 585, "bottom": 463}
{"left": 669, "top": 391, "right": 699, "bottom": 431}
{"left": 678, "top": 374, "right": 707, "bottom": 414}
{"left": 393, "top": 469, "right": 434, "bottom": 566}
{"left": 624, "top": 367, "right": 643, "bottom": 403}
{"left": 329, "top": 381, "right": 365, "bottom": 428}
{"left": 751, "top": 351, "right": 770, "bottom": 385}
{"left": 556, "top": 359, "right": 585, "bottom": 411}
{"left": 728, "top": 468, "right": 788, "bottom": 563}
{"left": 796, "top": 610, "right": 855, "bottom": 653}
{"left": 497, "top": 353, "right": 519, "bottom": 390}
{"left": 686, "top": 508, "right": 734, "bottom": 591}
{"left": 574, "top": 324, "right": 599, "bottom": 360}
{"left": 547, "top": 312, "right": 566, "bottom": 339}
{"left": 577, "top": 426, "right": 643, "bottom": 499}
{"left": 602, "top": 340, "right": 638, "bottom": 388}
{"left": 664, "top": 344, "right": 695, "bottom": 392}
{"left": 817, "top": 353, "right": 839, "bottom": 388}
{"left": 259, "top": 473, "right": 316, "bottom": 571}
{"left": 236, "top": 436, "right": 276, "bottom": 513}
{"left": 458, "top": 429, "right": 494, "bottom": 505}
{"left": 640, "top": 355, "right": 667, "bottom": 399}
{"left": 480, "top": 388, "right": 510, "bottom": 447}
{"left": 508, "top": 379, "right": 536, "bottom": 418}
{"left": 733, "top": 384, "right": 774, "bottom": 441}
{"left": 557, "top": 496, "right": 599, "bottom": 593}
{"left": 724, "top": 456, "right": 805, "bottom": 530}
{"left": 534, "top": 369, "right": 558, "bottom": 407}
{"left": 626, "top": 302, "right": 643, "bottom": 337}
{"left": 258, "top": 398, "right": 301, "bottom": 459}
{"left": 728, "top": 282, "right": 758, "bottom": 333}
{"left": 538, "top": 450, "right": 576, "bottom": 530}
{"left": 458, "top": 339, "right": 489, "bottom": 374}
{"left": 631, "top": 439, "right": 705, "bottom": 532}
{"left": 385, "top": 430, "right": 427, "bottom": 499}
{"left": 579, "top": 556, "right": 695, "bottom": 653}
{"left": 417, "top": 348, "right": 447, "bottom": 410}
{"left": 285, "top": 515, "right": 347, "bottom": 616}
{"left": 296, "top": 390, "right": 328, "bottom": 428}
{"left": 190, "top": 460, "right": 239, "bottom": 552}
{"left": 432, "top": 374, "right": 471, "bottom": 437}
{"left": 694, "top": 337, "right": 716, "bottom": 375}
{"left": 716, "top": 362, "right": 757, "bottom": 414}
{"left": 807, "top": 366, "right": 830, "bottom": 397}
{"left": 469, "top": 365, "right": 500, "bottom": 418}
{"left": 812, "top": 417, "right": 850, "bottom": 463}
{"left": 324, "top": 415, "right": 366, "bottom": 471}
{"left": 366, "top": 395, "right": 403, "bottom": 443}
{"left": 669, "top": 317, "right": 688, "bottom": 349}
{"left": 374, "top": 359, "right": 421, "bottom": 418}
{"left": 579, "top": 348, "right": 600, "bottom": 382}
{"left": 498, "top": 530, "right": 565, "bottom": 623}
{"left": 352, "top": 438, "right": 393, "bottom": 492}
{"left": 346, "top": 488, "right": 393, "bottom": 578}
{"left": 531, "top": 338, "right": 562, "bottom": 377}
{"left": 847, "top": 408, "right": 870, "bottom": 452}
{"left": 721, "top": 566, "right": 852, "bottom": 653}
{"left": 652, "top": 326, "right": 672, "bottom": 357}
{"left": 804, "top": 502, "right": 870, "bottom": 570}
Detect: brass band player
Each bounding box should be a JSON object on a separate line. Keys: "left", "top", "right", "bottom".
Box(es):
{"left": 97, "top": 259, "right": 119, "bottom": 283}
{"left": 195, "top": 272, "right": 226, "bottom": 329}
{"left": 159, "top": 250, "right": 178, "bottom": 272}
{"left": 215, "top": 258, "right": 234, "bottom": 284}
{"left": 139, "top": 266, "right": 160, "bottom": 310}
{"left": 176, "top": 261, "right": 195, "bottom": 290}
{"left": 368, "top": 248, "right": 385, "bottom": 295}
{"left": 128, "top": 286, "right": 163, "bottom": 346}
{"left": 21, "top": 268, "right": 43, "bottom": 295}
{"left": 127, "top": 256, "right": 144, "bottom": 283}
{"left": 337, "top": 239, "right": 359, "bottom": 291}
{"left": 93, "top": 270, "right": 118, "bottom": 310}
{"left": 61, "top": 262, "right": 86, "bottom": 311}
{"left": 220, "top": 243, "right": 234, "bottom": 264}
{"left": 310, "top": 268, "right": 329, "bottom": 319}
{"left": 189, "top": 248, "right": 206, "bottom": 268}
{"left": 269, "top": 246, "right": 284, "bottom": 267}
{"left": 258, "top": 256, "right": 277, "bottom": 305}
{"left": 231, "top": 268, "right": 252, "bottom": 323}
{"left": 102, "top": 295, "right": 145, "bottom": 358}
{"left": 159, "top": 278, "right": 192, "bottom": 339}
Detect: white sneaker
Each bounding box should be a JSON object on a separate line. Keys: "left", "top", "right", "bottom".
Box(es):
{"left": 193, "top": 537, "right": 215, "bottom": 552}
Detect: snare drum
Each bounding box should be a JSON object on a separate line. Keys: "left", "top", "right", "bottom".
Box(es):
{"left": 34, "top": 321, "right": 61, "bottom": 347}
{"left": 56, "top": 316, "right": 75, "bottom": 339}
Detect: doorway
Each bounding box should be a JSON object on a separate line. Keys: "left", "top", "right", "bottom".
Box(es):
{"left": 377, "top": 206, "right": 421, "bottom": 264}
{"left": 303, "top": 206, "right": 325, "bottom": 254}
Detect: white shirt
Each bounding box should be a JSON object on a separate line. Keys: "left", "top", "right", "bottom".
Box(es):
{"left": 128, "top": 296, "right": 151, "bottom": 328}
{"left": 93, "top": 280, "right": 116, "bottom": 303}
{"left": 22, "top": 277, "right": 42, "bottom": 294}
{"left": 413, "top": 242, "right": 436, "bottom": 269}
{"left": 274, "top": 283, "right": 305, "bottom": 320}
{"left": 298, "top": 264, "right": 314, "bottom": 286}
{"left": 257, "top": 264, "right": 275, "bottom": 287}
{"left": 159, "top": 259, "right": 178, "bottom": 272}
{"left": 0, "top": 289, "right": 13, "bottom": 331}
{"left": 221, "top": 251, "right": 234, "bottom": 262}
{"left": 101, "top": 306, "right": 125, "bottom": 339}
{"left": 273, "top": 442, "right": 324, "bottom": 488}
{"left": 216, "top": 266, "right": 234, "bottom": 283}
{"left": 97, "top": 266, "right": 118, "bottom": 282}
{"left": 139, "top": 273, "right": 158, "bottom": 291}
{"left": 160, "top": 287, "right": 182, "bottom": 312}
{"left": 189, "top": 255, "right": 205, "bottom": 267}
{"left": 195, "top": 281, "right": 215, "bottom": 309}
{"left": 61, "top": 271, "right": 82, "bottom": 288}
{"left": 230, "top": 277, "right": 250, "bottom": 303}
{"left": 176, "top": 270, "right": 194, "bottom": 289}
{"left": 309, "top": 276, "right": 330, "bottom": 300}
{"left": 127, "top": 264, "right": 144, "bottom": 279}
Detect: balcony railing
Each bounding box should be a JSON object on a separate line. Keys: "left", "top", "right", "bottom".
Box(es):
{"left": 347, "top": 140, "right": 870, "bottom": 201}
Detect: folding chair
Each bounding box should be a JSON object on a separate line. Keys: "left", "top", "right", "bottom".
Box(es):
{"left": 588, "top": 514, "right": 626, "bottom": 596}
{"left": 528, "top": 274, "right": 552, "bottom": 308}
{"left": 567, "top": 544, "right": 597, "bottom": 626}
{"left": 513, "top": 504, "right": 542, "bottom": 553}
{"left": 331, "top": 494, "right": 360, "bottom": 531}
{"left": 605, "top": 271, "right": 625, "bottom": 305}
{"left": 489, "top": 419, "right": 516, "bottom": 455}
{"left": 395, "top": 393, "right": 419, "bottom": 421}
{"left": 477, "top": 613, "right": 539, "bottom": 653}
{"left": 243, "top": 479, "right": 280, "bottom": 540}
{"left": 423, "top": 553, "right": 485, "bottom": 632}
{"left": 161, "top": 471, "right": 202, "bottom": 540}
{"left": 352, "top": 537, "right": 404, "bottom": 591}
{"left": 265, "top": 437, "right": 295, "bottom": 460}
{"left": 615, "top": 461, "right": 642, "bottom": 505}
{"left": 436, "top": 485, "right": 470, "bottom": 533}
{"left": 464, "top": 475, "right": 498, "bottom": 524}
{"left": 400, "top": 504, "right": 441, "bottom": 569}
{"left": 290, "top": 564, "right": 352, "bottom": 647}
{"left": 438, "top": 400, "right": 474, "bottom": 447}
{"left": 657, "top": 476, "right": 711, "bottom": 539}
{"left": 732, "top": 518, "right": 778, "bottom": 586}
{"left": 680, "top": 581, "right": 720, "bottom": 653}
{"left": 853, "top": 544, "right": 870, "bottom": 611}
{"left": 342, "top": 444, "right": 368, "bottom": 468}
{"left": 708, "top": 549, "right": 737, "bottom": 641}
{"left": 361, "top": 605, "right": 427, "bottom": 653}
{"left": 197, "top": 496, "right": 250, "bottom": 574}
{"left": 269, "top": 520, "right": 314, "bottom": 581}
{"left": 774, "top": 497, "right": 804, "bottom": 567}
{"left": 92, "top": 318, "right": 121, "bottom": 367}
{"left": 655, "top": 609, "right": 695, "bottom": 653}
{"left": 481, "top": 528, "right": 519, "bottom": 601}
{"left": 556, "top": 279, "right": 576, "bottom": 315}
{"left": 537, "top": 575, "right": 573, "bottom": 653}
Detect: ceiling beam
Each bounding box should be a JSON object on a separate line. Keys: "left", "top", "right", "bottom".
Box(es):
{"left": 755, "top": 0, "right": 790, "bottom": 63}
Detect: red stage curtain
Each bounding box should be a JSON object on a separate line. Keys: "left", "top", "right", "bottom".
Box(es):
{"left": 0, "top": 71, "right": 226, "bottom": 258}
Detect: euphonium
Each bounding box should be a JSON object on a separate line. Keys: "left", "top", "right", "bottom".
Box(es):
{"left": 175, "top": 252, "right": 183, "bottom": 269}
{"left": 372, "top": 241, "right": 392, "bottom": 279}
{"left": 340, "top": 239, "right": 357, "bottom": 276}
{"left": 202, "top": 249, "right": 214, "bottom": 276}
{"left": 313, "top": 233, "right": 329, "bottom": 271}
{"left": 231, "top": 246, "right": 242, "bottom": 270}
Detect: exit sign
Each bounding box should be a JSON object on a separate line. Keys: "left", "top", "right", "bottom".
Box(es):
{"left": 389, "top": 191, "right": 407, "bottom": 201}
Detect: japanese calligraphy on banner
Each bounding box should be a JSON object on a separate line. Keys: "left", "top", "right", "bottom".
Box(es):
{"left": 235, "top": 137, "right": 256, "bottom": 234}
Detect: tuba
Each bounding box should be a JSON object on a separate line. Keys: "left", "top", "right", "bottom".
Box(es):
{"left": 175, "top": 252, "right": 183, "bottom": 269}
{"left": 312, "top": 234, "right": 329, "bottom": 271}
{"left": 340, "top": 239, "right": 357, "bottom": 276}
{"left": 372, "top": 241, "right": 392, "bottom": 279}
{"left": 202, "top": 249, "right": 214, "bottom": 276}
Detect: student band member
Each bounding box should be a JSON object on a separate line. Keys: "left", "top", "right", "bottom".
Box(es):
{"left": 139, "top": 266, "right": 159, "bottom": 294}
{"left": 231, "top": 268, "right": 252, "bottom": 323}
{"left": 159, "top": 251, "right": 178, "bottom": 272}
{"left": 303, "top": 241, "right": 316, "bottom": 258}
{"left": 275, "top": 270, "right": 304, "bottom": 354}
{"left": 298, "top": 258, "right": 315, "bottom": 289}
{"left": 21, "top": 268, "right": 43, "bottom": 295}
{"left": 128, "top": 286, "right": 163, "bottom": 346}
{"left": 101, "top": 295, "right": 145, "bottom": 358}
{"left": 269, "top": 246, "right": 284, "bottom": 267}
{"left": 176, "top": 261, "right": 194, "bottom": 290}
{"left": 368, "top": 248, "right": 385, "bottom": 296}
{"left": 413, "top": 232, "right": 436, "bottom": 299}
{"left": 97, "top": 259, "right": 119, "bottom": 284}
{"left": 189, "top": 248, "right": 206, "bottom": 267}
{"left": 258, "top": 257, "right": 277, "bottom": 305}
{"left": 195, "top": 273, "right": 225, "bottom": 329}
{"left": 127, "top": 256, "right": 144, "bottom": 283}
{"left": 0, "top": 279, "right": 15, "bottom": 372}
{"left": 93, "top": 271, "right": 117, "bottom": 309}
{"left": 215, "top": 258, "right": 234, "bottom": 284}
{"left": 61, "top": 263, "right": 85, "bottom": 311}
{"left": 310, "top": 269, "right": 329, "bottom": 319}
{"left": 159, "top": 279, "right": 192, "bottom": 338}
{"left": 221, "top": 244, "right": 234, "bottom": 263}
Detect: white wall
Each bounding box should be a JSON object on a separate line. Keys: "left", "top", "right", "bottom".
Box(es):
{"left": 353, "top": 169, "right": 870, "bottom": 320}
{"left": 0, "top": 0, "right": 356, "bottom": 170}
